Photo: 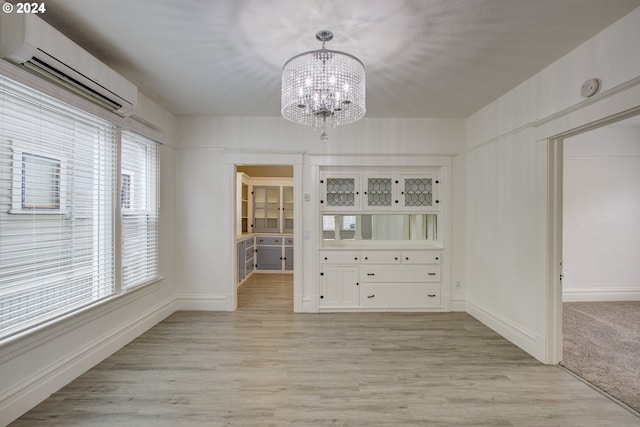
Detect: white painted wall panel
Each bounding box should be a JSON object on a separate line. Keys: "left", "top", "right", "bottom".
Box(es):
{"left": 465, "top": 7, "right": 640, "bottom": 361}
{"left": 563, "top": 127, "right": 640, "bottom": 300}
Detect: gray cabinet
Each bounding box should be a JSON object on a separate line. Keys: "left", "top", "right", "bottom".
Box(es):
{"left": 255, "top": 235, "right": 294, "bottom": 271}
{"left": 237, "top": 236, "right": 255, "bottom": 283}
{"left": 284, "top": 246, "right": 294, "bottom": 271}
{"left": 255, "top": 236, "right": 283, "bottom": 270}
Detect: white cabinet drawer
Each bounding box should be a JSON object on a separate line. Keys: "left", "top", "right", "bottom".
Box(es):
{"left": 360, "top": 265, "right": 440, "bottom": 282}
{"left": 320, "top": 251, "right": 361, "bottom": 264}
{"left": 361, "top": 251, "right": 401, "bottom": 264}
{"left": 400, "top": 251, "right": 441, "bottom": 264}
{"left": 360, "top": 283, "right": 441, "bottom": 308}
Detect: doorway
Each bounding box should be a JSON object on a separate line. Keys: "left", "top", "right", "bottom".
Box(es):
{"left": 234, "top": 164, "right": 295, "bottom": 311}
{"left": 549, "top": 114, "right": 640, "bottom": 411}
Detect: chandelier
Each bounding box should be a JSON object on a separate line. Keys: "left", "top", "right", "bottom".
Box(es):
{"left": 281, "top": 30, "right": 366, "bottom": 140}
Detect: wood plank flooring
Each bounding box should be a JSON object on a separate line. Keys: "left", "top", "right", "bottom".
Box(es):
{"left": 237, "top": 273, "right": 293, "bottom": 311}
{"left": 11, "top": 277, "right": 640, "bottom": 426}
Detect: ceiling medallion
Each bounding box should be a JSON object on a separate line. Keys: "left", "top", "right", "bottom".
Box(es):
{"left": 281, "top": 30, "right": 366, "bottom": 140}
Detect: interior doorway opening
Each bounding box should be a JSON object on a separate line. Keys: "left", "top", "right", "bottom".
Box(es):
{"left": 548, "top": 112, "right": 640, "bottom": 413}
{"left": 234, "top": 164, "right": 295, "bottom": 312}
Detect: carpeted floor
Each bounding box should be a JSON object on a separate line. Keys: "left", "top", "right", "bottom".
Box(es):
{"left": 561, "top": 301, "right": 640, "bottom": 413}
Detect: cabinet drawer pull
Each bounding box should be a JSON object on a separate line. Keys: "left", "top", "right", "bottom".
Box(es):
{"left": 428, "top": 294, "right": 437, "bottom": 298}
{"left": 428, "top": 273, "right": 437, "bottom": 276}
{"left": 367, "top": 273, "right": 375, "bottom": 276}
{"left": 367, "top": 294, "right": 375, "bottom": 298}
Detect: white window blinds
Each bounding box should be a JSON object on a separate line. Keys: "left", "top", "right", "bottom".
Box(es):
{"left": 0, "top": 75, "right": 117, "bottom": 339}
{"left": 120, "top": 131, "right": 159, "bottom": 289}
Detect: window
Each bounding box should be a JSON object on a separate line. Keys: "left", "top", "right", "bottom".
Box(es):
{"left": 120, "top": 131, "right": 159, "bottom": 289}
{"left": 0, "top": 75, "right": 117, "bottom": 339}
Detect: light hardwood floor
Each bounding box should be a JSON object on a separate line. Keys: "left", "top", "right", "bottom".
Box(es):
{"left": 11, "top": 275, "right": 640, "bottom": 426}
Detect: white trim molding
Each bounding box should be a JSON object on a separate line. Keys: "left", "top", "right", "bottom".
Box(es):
{"left": 563, "top": 289, "right": 640, "bottom": 302}
{"left": 174, "top": 294, "right": 230, "bottom": 311}
{"left": 465, "top": 298, "right": 538, "bottom": 358}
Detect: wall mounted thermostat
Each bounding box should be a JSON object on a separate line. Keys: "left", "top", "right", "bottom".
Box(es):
{"left": 580, "top": 78, "right": 601, "bottom": 98}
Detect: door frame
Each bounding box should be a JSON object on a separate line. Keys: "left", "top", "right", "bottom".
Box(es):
{"left": 544, "top": 107, "right": 640, "bottom": 364}
{"left": 225, "top": 153, "right": 303, "bottom": 312}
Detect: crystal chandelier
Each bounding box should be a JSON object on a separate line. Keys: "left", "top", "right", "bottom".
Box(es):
{"left": 281, "top": 30, "right": 366, "bottom": 140}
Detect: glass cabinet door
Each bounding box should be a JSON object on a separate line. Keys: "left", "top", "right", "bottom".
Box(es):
{"left": 252, "top": 186, "right": 280, "bottom": 232}
{"left": 400, "top": 175, "right": 439, "bottom": 210}
{"left": 364, "top": 175, "right": 396, "bottom": 209}
{"left": 283, "top": 186, "right": 294, "bottom": 233}
{"left": 321, "top": 175, "right": 359, "bottom": 210}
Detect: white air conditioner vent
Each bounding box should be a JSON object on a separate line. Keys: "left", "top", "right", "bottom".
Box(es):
{"left": 0, "top": 13, "right": 137, "bottom": 116}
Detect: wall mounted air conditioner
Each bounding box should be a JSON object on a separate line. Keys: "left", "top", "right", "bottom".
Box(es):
{"left": 0, "top": 12, "right": 137, "bottom": 116}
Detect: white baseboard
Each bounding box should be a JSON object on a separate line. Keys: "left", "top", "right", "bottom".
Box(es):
{"left": 451, "top": 297, "right": 466, "bottom": 312}
{"left": 0, "top": 297, "right": 176, "bottom": 426}
{"left": 563, "top": 288, "right": 640, "bottom": 302}
{"left": 174, "top": 294, "right": 230, "bottom": 311}
{"left": 465, "top": 298, "right": 537, "bottom": 358}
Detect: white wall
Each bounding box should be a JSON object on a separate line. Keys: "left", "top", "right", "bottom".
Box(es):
{"left": 0, "top": 87, "right": 178, "bottom": 424}
{"left": 563, "top": 126, "right": 640, "bottom": 301}
{"left": 465, "top": 7, "right": 640, "bottom": 362}
{"left": 174, "top": 117, "right": 467, "bottom": 311}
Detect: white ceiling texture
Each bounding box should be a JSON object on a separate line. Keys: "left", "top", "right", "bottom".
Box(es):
{"left": 39, "top": 0, "right": 640, "bottom": 118}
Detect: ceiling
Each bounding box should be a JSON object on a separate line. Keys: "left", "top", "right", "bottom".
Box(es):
{"left": 38, "top": 0, "right": 640, "bottom": 118}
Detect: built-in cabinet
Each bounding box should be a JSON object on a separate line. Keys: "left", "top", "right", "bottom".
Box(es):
{"left": 319, "top": 249, "right": 442, "bottom": 310}
{"left": 255, "top": 235, "right": 294, "bottom": 271}
{"left": 318, "top": 166, "right": 447, "bottom": 312}
{"left": 252, "top": 184, "right": 293, "bottom": 234}
{"left": 237, "top": 235, "right": 255, "bottom": 285}
{"left": 320, "top": 172, "right": 439, "bottom": 211}
{"left": 236, "top": 174, "right": 294, "bottom": 279}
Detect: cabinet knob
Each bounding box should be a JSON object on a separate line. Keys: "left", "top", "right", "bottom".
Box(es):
{"left": 395, "top": 180, "right": 399, "bottom": 184}
{"left": 280, "top": 257, "right": 283, "bottom": 260}
{"left": 405, "top": 257, "right": 409, "bottom": 260}
{"left": 394, "top": 257, "right": 398, "bottom": 260}
{"left": 436, "top": 180, "right": 440, "bottom": 184}
{"left": 395, "top": 200, "right": 398, "bottom": 204}
{"left": 324, "top": 257, "right": 328, "bottom": 260}
{"left": 354, "top": 257, "right": 358, "bottom": 260}
{"left": 320, "top": 200, "right": 324, "bottom": 204}
{"left": 435, "top": 200, "right": 440, "bottom": 204}
{"left": 320, "top": 295, "right": 324, "bottom": 299}
{"left": 356, "top": 282, "right": 359, "bottom": 286}
{"left": 320, "top": 272, "right": 324, "bottom": 276}
{"left": 364, "top": 191, "right": 368, "bottom": 195}
{"left": 356, "top": 192, "right": 359, "bottom": 195}
{"left": 435, "top": 257, "right": 439, "bottom": 260}
{"left": 364, "top": 257, "right": 368, "bottom": 260}
{"left": 320, "top": 180, "right": 324, "bottom": 184}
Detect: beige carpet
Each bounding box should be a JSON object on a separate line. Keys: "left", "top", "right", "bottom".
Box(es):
{"left": 561, "top": 301, "right": 640, "bottom": 413}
